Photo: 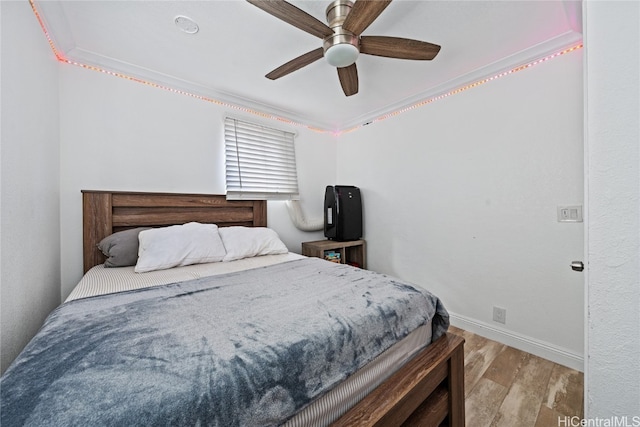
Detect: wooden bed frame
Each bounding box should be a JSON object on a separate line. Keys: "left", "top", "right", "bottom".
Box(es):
{"left": 82, "top": 190, "right": 465, "bottom": 427}
{"left": 82, "top": 190, "right": 267, "bottom": 273}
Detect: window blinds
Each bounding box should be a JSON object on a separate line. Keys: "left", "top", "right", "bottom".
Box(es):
{"left": 224, "top": 117, "right": 300, "bottom": 200}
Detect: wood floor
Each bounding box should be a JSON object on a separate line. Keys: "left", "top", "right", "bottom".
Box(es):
{"left": 447, "top": 326, "right": 584, "bottom": 427}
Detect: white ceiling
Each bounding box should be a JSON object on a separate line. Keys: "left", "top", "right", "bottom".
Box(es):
{"left": 34, "top": 0, "right": 583, "bottom": 132}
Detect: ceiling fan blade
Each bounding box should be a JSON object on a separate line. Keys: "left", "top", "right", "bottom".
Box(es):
{"left": 246, "top": 0, "right": 333, "bottom": 39}
{"left": 360, "top": 36, "right": 441, "bottom": 60}
{"left": 337, "top": 64, "right": 358, "bottom": 96}
{"left": 342, "top": 0, "right": 392, "bottom": 35}
{"left": 265, "top": 48, "right": 324, "bottom": 80}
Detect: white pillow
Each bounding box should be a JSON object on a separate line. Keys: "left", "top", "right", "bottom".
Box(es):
{"left": 219, "top": 227, "right": 288, "bottom": 262}
{"left": 135, "top": 222, "right": 227, "bottom": 273}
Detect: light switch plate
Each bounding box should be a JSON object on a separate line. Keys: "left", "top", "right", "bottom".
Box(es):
{"left": 557, "top": 205, "right": 583, "bottom": 222}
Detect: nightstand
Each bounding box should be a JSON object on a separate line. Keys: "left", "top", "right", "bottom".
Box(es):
{"left": 301, "top": 239, "right": 366, "bottom": 269}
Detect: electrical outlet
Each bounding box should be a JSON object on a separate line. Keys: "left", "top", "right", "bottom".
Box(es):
{"left": 557, "top": 205, "right": 583, "bottom": 222}
{"left": 493, "top": 306, "right": 506, "bottom": 324}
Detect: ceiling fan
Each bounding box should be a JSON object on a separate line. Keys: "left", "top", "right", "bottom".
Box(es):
{"left": 246, "top": 0, "right": 441, "bottom": 96}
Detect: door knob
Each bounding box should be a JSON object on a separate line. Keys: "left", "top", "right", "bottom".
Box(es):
{"left": 571, "top": 261, "right": 584, "bottom": 272}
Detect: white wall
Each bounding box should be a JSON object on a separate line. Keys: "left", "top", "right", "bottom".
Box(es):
{"left": 59, "top": 65, "right": 335, "bottom": 299}
{"left": 0, "top": 1, "right": 61, "bottom": 374}
{"left": 584, "top": 0, "right": 640, "bottom": 417}
{"left": 337, "top": 50, "right": 585, "bottom": 369}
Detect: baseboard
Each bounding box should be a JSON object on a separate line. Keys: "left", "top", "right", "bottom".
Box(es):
{"left": 448, "top": 312, "right": 584, "bottom": 372}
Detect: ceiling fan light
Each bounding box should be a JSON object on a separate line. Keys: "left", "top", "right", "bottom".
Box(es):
{"left": 325, "top": 43, "right": 359, "bottom": 68}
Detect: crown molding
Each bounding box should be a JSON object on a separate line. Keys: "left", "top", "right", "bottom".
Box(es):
{"left": 33, "top": 0, "right": 583, "bottom": 134}
{"left": 339, "top": 31, "right": 584, "bottom": 131}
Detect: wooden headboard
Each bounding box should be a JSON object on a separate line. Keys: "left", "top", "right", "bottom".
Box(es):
{"left": 82, "top": 190, "right": 267, "bottom": 273}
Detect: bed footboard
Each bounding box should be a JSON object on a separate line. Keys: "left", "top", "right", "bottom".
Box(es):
{"left": 333, "top": 333, "right": 465, "bottom": 427}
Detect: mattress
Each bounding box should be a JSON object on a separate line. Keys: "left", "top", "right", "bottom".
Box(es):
{"left": 9, "top": 255, "right": 442, "bottom": 426}
{"left": 66, "top": 252, "right": 306, "bottom": 302}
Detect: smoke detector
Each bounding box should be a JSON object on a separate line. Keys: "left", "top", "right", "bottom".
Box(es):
{"left": 174, "top": 15, "right": 199, "bottom": 34}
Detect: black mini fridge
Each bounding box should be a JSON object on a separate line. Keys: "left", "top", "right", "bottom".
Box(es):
{"left": 324, "top": 185, "right": 362, "bottom": 241}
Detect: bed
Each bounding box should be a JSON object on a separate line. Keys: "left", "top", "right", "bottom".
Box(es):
{"left": 1, "top": 190, "right": 464, "bottom": 426}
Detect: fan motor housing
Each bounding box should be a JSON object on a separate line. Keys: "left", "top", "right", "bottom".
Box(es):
{"left": 326, "top": 0, "right": 353, "bottom": 27}
{"left": 323, "top": 0, "right": 359, "bottom": 66}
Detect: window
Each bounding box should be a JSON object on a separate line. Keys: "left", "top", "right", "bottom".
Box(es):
{"left": 224, "top": 117, "right": 300, "bottom": 200}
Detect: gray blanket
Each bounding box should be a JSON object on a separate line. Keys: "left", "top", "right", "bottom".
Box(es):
{"left": 1, "top": 258, "right": 449, "bottom": 426}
